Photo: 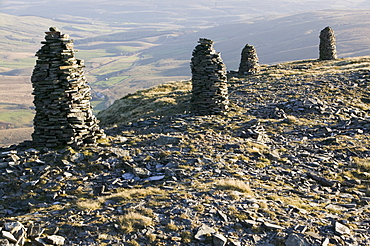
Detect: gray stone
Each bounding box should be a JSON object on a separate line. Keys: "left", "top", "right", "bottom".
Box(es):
{"left": 285, "top": 233, "right": 310, "bottom": 246}
{"left": 321, "top": 238, "right": 330, "bottom": 246}
{"left": 334, "top": 221, "right": 351, "bottom": 235}
{"left": 155, "top": 136, "right": 181, "bottom": 145}
{"left": 213, "top": 233, "right": 228, "bottom": 246}
{"left": 0, "top": 239, "right": 9, "bottom": 246}
{"left": 46, "top": 235, "right": 65, "bottom": 245}
{"left": 27, "top": 222, "right": 45, "bottom": 239}
{"left": 194, "top": 224, "right": 216, "bottom": 241}
{"left": 1, "top": 231, "right": 17, "bottom": 243}
{"left": 133, "top": 167, "right": 151, "bottom": 178}
{"left": 263, "top": 222, "right": 285, "bottom": 230}
{"left": 144, "top": 175, "right": 165, "bottom": 181}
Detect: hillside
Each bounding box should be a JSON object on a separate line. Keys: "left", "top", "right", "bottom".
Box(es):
{"left": 0, "top": 56, "right": 369, "bottom": 245}
{"left": 2, "top": 9, "right": 370, "bottom": 145}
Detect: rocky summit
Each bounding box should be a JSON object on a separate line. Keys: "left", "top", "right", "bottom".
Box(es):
{"left": 1, "top": 57, "right": 370, "bottom": 246}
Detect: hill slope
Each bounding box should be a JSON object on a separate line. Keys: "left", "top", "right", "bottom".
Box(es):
{"left": 0, "top": 56, "right": 369, "bottom": 245}
{"left": 2, "top": 9, "right": 370, "bottom": 145}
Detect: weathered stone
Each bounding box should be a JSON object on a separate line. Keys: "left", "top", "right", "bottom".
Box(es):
{"left": 194, "top": 224, "right": 216, "bottom": 241}
{"left": 285, "top": 233, "right": 310, "bottom": 246}
{"left": 319, "top": 26, "right": 337, "bottom": 60}
{"left": 1, "top": 231, "right": 17, "bottom": 243}
{"left": 45, "top": 235, "right": 65, "bottom": 245}
{"left": 238, "top": 44, "right": 260, "bottom": 75}
{"left": 213, "top": 233, "right": 228, "bottom": 246}
{"left": 190, "top": 38, "right": 229, "bottom": 115}
{"left": 154, "top": 136, "right": 181, "bottom": 145}
{"left": 321, "top": 238, "right": 330, "bottom": 246}
{"left": 307, "top": 172, "right": 336, "bottom": 187}
{"left": 31, "top": 27, "right": 105, "bottom": 148}
{"left": 27, "top": 222, "right": 45, "bottom": 239}
{"left": 334, "top": 221, "right": 351, "bottom": 235}
{"left": 0, "top": 239, "right": 9, "bottom": 246}
{"left": 263, "top": 222, "right": 285, "bottom": 230}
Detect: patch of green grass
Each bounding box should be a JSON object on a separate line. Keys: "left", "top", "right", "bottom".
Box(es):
{"left": 97, "top": 80, "right": 191, "bottom": 126}
{"left": 0, "top": 57, "right": 35, "bottom": 69}
{"left": 106, "top": 46, "right": 140, "bottom": 54}
{"left": 93, "top": 76, "right": 130, "bottom": 88}
{"left": 92, "top": 57, "right": 138, "bottom": 76}
{"left": 75, "top": 49, "right": 112, "bottom": 60}
{"left": 0, "top": 109, "right": 34, "bottom": 127}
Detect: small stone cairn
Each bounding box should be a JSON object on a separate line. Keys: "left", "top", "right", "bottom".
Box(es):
{"left": 238, "top": 44, "right": 260, "bottom": 75}
{"left": 31, "top": 27, "right": 105, "bottom": 148}
{"left": 319, "top": 26, "right": 337, "bottom": 60}
{"left": 190, "top": 38, "right": 229, "bottom": 115}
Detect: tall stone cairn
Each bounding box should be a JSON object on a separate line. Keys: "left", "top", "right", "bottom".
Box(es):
{"left": 190, "top": 38, "right": 229, "bottom": 115}
{"left": 31, "top": 27, "right": 105, "bottom": 148}
{"left": 238, "top": 44, "right": 260, "bottom": 75}
{"left": 319, "top": 26, "right": 337, "bottom": 60}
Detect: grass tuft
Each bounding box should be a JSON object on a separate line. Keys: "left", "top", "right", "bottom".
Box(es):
{"left": 216, "top": 179, "right": 253, "bottom": 194}
{"left": 76, "top": 199, "right": 102, "bottom": 211}
{"left": 352, "top": 157, "right": 370, "bottom": 172}
{"left": 117, "top": 212, "right": 153, "bottom": 234}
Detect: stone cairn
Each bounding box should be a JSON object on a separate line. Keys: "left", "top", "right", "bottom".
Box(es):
{"left": 190, "top": 38, "right": 229, "bottom": 115}
{"left": 238, "top": 44, "right": 260, "bottom": 75}
{"left": 319, "top": 26, "right": 337, "bottom": 60}
{"left": 31, "top": 27, "right": 105, "bottom": 148}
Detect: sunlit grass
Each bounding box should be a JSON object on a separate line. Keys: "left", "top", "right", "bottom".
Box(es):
{"left": 216, "top": 179, "right": 253, "bottom": 194}
{"left": 117, "top": 212, "right": 153, "bottom": 234}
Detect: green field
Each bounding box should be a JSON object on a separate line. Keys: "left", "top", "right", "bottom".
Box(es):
{"left": 0, "top": 104, "right": 34, "bottom": 128}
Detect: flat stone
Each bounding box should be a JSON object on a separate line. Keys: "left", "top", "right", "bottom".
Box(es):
{"left": 334, "top": 221, "right": 351, "bottom": 235}
{"left": 243, "top": 220, "right": 259, "bottom": 227}
{"left": 263, "top": 222, "right": 285, "bottom": 230}
{"left": 46, "top": 235, "right": 65, "bottom": 245}
{"left": 213, "top": 233, "right": 228, "bottom": 246}
{"left": 194, "top": 224, "right": 216, "bottom": 241}
{"left": 321, "top": 238, "right": 330, "bottom": 246}
{"left": 122, "top": 172, "right": 135, "bottom": 180}
{"left": 1, "top": 231, "right": 17, "bottom": 243}
{"left": 325, "top": 204, "right": 347, "bottom": 211}
{"left": 144, "top": 175, "right": 165, "bottom": 181}
{"left": 154, "top": 136, "right": 181, "bottom": 145}
{"left": 133, "top": 167, "right": 151, "bottom": 178}
{"left": 285, "top": 233, "right": 310, "bottom": 246}
{"left": 0, "top": 239, "right": 9, "bottom": 246}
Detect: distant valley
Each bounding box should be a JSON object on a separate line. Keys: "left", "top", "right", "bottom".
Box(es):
{"left": 1, "top": 8, "right": 370, "bottom": 146}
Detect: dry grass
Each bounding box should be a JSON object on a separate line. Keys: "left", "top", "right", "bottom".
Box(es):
{"left": 117, "top": 212, "right": 153, "bottom": 234}
{"left": 216, "top": 179, "right": 253, "bottom": 194}
{"left": 76, "top": 199, "right": 102, "bottom": 211}
{"left": 97, "top": 80, "right": 191, "bottom": 126}
{"left": 103, "top": 187, "right": 163, "bottom": 201}
{"left": 352, "top": 157, "right": 370, "bottom": 172}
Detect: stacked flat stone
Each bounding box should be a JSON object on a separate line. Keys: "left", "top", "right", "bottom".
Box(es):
{"left": 190, "top": 38, "right": 229, "bottom": 115}
{"left": 238, "top": 44, "right": 260, "bottom": 75}
{"left": 319, "top": 26, "right": 337, "bottom": 60}
{"left": 31, "top": 27, "right": 105, "bottom": 148}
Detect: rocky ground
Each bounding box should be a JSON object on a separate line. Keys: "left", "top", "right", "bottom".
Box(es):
{"left": 1, "top": 57, "right": 370, "bottom": 245}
